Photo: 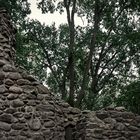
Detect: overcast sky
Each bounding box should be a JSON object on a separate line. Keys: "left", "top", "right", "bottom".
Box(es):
{"left": 28, "top": 0, "right": 86, "bottom": 27}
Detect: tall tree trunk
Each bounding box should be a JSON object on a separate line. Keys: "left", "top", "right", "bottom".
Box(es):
{"left": 86, "top": 3, "right": 127, "bottom": 109}
{"left": 64, "top": 0, "right": 76, "bottom": 106}
{"left": 76, "top": 0, "right": 100, "bottom": 108}
{"left": 87, "top": 62, "right": 98, "bottom": 110}
{"left": 61, "top": 64, "right": 69, "bottom": 100}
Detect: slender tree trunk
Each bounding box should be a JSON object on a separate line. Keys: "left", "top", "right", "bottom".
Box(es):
{"left": 76, "top": 0, "right": 100, "bottom": 108}
{"left": 61, "top": 64, "right": 69, "bottom": 100}
{"left": 88, "top": 67, "right": 98, "bottom": 110}
{"left": 86, "top": 4, "right": 127, "bottom": 109}
{"left": 64, "top": 0, "right": 76, "bottom": 106}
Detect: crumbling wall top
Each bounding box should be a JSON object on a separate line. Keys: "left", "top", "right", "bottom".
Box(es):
{"left": 0, "top": 8, "right": 16, "bottom": 64}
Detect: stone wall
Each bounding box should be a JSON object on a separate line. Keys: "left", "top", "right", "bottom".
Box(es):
{"left": 74, "top": 107, "right": 140, "bottom": 140}
{"left": 0, "top": 8, "right": 140, "bottom": 140}
{"left": 0, "top": 8, "right": 81, "bottom": 140}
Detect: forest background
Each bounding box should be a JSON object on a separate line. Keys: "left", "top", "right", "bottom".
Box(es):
{"left": 1, "top": 0, "right": 140, "bottom": 114}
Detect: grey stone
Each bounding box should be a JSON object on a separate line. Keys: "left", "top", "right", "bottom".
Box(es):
{"left": 36, "top": 104, "right": 54, "bottom": 112}
{"left": 25, "top": 106, "right": 34, "bottom": 112}
{"left": 59, "top": 102, "right": 69, "bottom": 107}
{"left": 7, "top": 137, "right": 15, "bottom": 140}
{"left": 22, "top": 73, "right": 36, "bottom": 81}
{"left": 27, "top": 100, "right": 37, "bottom": 106}
{"left": 32, "top": 81, "right": 40, "bottom": 85}
{"left": 5, "top": 108, "right": 17, "bottom": 114}
{"left": 29, "top": 118, "right": 41, "bottom": 131}
{"left": 42, "top": 130, "right": 51, "bottom": 136}
{"left": 0, "top": 137, "right": 7, "bottom": 140}
{"left": 7, "top": 72, "right": 22, "bottom": 80}
{"left": 11, "top": 123, "right": 26, "bottom": 130}
{"left": 7, "top": 93, "right": 18, "bottom": 100}
{"left": 21, "top": 85, "right": 35, "bottom": 93}
{"left": 120, "top": 112, "right": 135, "bottom": 119}
{"left": 41, "top": 111, "right": 54, "bottom": 120}
{"left": 19, "top": 94, "right": 28, "bottom": 100}
{"left": 104, "top": 117, "right": 117, "bottom": 124}
{"left": 27, "top": 93, "right": 37, "bottom": 99}
{"left": 12, "top": 99, "right": 24, "bottom": 107}
{"left": 128, "top": 125, "right": 139, "bottom": 131}
{"left": 5, "top": 78, "right": 14, "bottom": 86}
{"left": 115, "top": 107, "right": 126, "bottom": 112}
{"left": 44, "top": 121, "right": 55, "bottom": 128}
{"left": 18, "top": 117, "right": 26, "bottom": 123}
{"left": 0, "top": 60, "right": 7, "bottom": 66}
{"left": 86, "top": 123, "right": 100, "bottom": 128}
{"left": 3, "top": 64, "right": 16, "bottom": 72}
{"left": 0, "top": 71, "right": 5, "bottom": 80}
{"left": 13, "top": 112, "right": 24, "bottom": 118}
{"left": 115, "top": 122, "right": 125, "bottom": 130}
{"left": 96, "top": 111, "right": 109, "bottom": 120}
{"left": 0, "top": 121, "right": 11, "bottom": 131}
{"left": 9, "top": 85, "right": 23, "bottom": 94}
{"left": 37, "top": 94, "right": 44, "bottom": 100}
{"left": 1, "top": 100, "right": 10, "bottom": 108}
{"left": 24, "top": 113, "right": 32, "bottom": 119}
{"left": 36, "top": 84, "right": 50, "bottom": 94}
{"left": 16, "top": 136, "right": 27, "bottom": 140}
{"left": 32, "top": 133, "right": 44, "bottom": 140}
{"left": 20, "top": 131, "right": 32, "bottom": 138}
{"left": 0, "top": 113, "right": 15, "bottom": 123}
{"left": 0, "top": 80, "right": 3, "bottom": 85}
{"left": 17, "top": 79, "right": 31, "bottom": 85}
{"left": 9, "top": 130, "right": 19, "bottom": 136}
{"left": 0, "top": 84, "right": 7, "bottom": 93}
{"left": 70, "top": 107, "right": 81, "bottom": 114}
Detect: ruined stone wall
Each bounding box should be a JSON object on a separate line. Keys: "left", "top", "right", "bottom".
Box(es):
{"left": 0, "top": 8, "right": 81, "bottom": 140}
{"left": 0, "top": 8, "right": 16, "bottom": 65}
{"left": 0, "top": 8, "right": 140, "bottom": 140}
{"left": 75, "top": 107, "right": 140, "bottom": 140}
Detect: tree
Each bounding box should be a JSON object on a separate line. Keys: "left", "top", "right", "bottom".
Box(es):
{"left": 0, "top": 0, "right": 32, "bottom": 74}
{"left": 0, "top": 0, "right": 31, "bottom": 24}
{"left": 16, "top": 28, "right": 47, "bottom": 81}
{"left": 116, "top": 80, "right": 140, "bottom": 114}
{"left": 9, "top": 0, "right": 140, "bottom": 110}
{"left": 76, "top": 0, "right": 101, "bottom": 108}
{"left": 30, "top": 0, "right": 139, "bottom": 109}
{"left": 38, "top": 0, "right": 77, "bottom": 106}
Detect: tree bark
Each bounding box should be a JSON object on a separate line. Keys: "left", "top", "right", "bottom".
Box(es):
{"left": 76, "top": 0, "right": 127, "bottom": 108}
{"left": 61, "top": 64, "right": 69, "bottom": 100}
{"left": 76, "top": 0, "right": 100, "bottom": 108}
{"left": 64, "top": 0, "right": 76, "bottom": 107}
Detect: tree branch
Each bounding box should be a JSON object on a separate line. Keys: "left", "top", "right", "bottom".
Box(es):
{"left": 76, "top": 0, "right": 101, "bottom": 108}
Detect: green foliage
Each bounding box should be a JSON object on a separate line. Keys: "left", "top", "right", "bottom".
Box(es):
{"left": 0, "top": 0, "right": 31, "bottom": 24}
{"left": 26, "top": 0, "right": 140, "bottom": 109}
{"left": 16, "top": 29, "right": 46, "bottom": 81}
{"left": 116, "top": 81, "right": 140, "bottom": 114}
{"left": 4, "top": 0, "right": 140, "bottom": 110}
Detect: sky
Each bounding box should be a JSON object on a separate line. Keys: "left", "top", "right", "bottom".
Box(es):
{"left": 28, "top": 0, "right": 86, "bottom": 27}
